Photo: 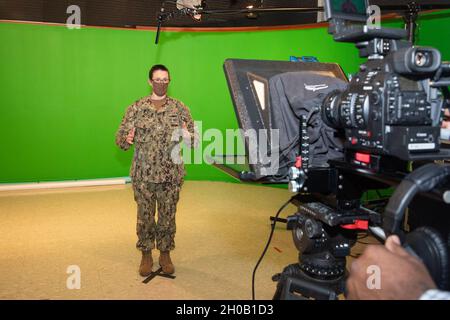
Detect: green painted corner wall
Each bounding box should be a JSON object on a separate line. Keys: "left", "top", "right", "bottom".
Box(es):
{"left": 0, "top": 9, "right": 449, "bottom": 183}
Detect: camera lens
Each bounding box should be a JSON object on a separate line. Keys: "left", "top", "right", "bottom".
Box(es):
{"left": 322, "top": 90, "right": 369, "bottom": 130}
{"left": 322, "top": 90, "right": 342, "bottom": 129}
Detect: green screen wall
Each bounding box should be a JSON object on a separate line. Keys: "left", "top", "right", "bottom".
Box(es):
{"left": 1, "top": 10, "right": 449, "bottom": 184}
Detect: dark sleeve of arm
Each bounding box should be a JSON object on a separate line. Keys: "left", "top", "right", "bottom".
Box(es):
{"left": 115, "top": 102, "right": 138, "bottom": 151}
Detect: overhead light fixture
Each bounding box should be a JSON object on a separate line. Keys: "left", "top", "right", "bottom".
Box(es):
{"left": 246, "top": 3, "right": 258, "bottom": 19}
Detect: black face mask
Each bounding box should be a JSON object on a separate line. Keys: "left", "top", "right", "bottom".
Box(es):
{"left": 152, "top": 82, "right": 169, "bottom": 97}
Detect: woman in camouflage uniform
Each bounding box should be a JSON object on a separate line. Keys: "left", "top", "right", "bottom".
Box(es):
{"left": 116, "top": 65, "right": 196, "bottom": 276}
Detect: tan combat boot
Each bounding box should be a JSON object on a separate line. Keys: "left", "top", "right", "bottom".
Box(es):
{"left": 159, "top": 251, "right": 175, "bottom": 274}
{"left": 139, "top": 250, "right": 153, "bottom": 277}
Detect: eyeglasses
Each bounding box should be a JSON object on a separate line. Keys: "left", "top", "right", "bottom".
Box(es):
{"left": 152, "top": 78, "right": 170, "bottom": 84}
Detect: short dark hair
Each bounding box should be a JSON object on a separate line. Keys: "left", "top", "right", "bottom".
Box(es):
{"left": 149, "top": 64, "right": 170, "bottom": 80}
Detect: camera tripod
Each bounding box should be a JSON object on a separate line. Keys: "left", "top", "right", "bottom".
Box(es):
{"left": 272, "top": 255, "right": 347, "bottom": 300}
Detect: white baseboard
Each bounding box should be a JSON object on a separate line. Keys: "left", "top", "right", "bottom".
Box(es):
{"left": 0, "top": 177, "right": 131, "bottom": 191}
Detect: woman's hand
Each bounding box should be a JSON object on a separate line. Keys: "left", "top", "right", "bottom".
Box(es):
{"left": 126, "top": 128, "right": 136, "bottom": 144}
{"left": 182, "top": 122, "right": 190, "bottom": 139}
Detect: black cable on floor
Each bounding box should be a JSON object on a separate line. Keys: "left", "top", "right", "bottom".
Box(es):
{"left": 251, "top": 196, "right": 295, "bottom": 300}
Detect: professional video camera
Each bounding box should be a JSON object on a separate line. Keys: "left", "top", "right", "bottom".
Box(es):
{"left": 222, "top": 0, "right": 450, "bottom": 299}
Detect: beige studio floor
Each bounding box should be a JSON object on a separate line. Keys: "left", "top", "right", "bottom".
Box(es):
{"left": 0, "top": 180, "right": 372, "bottom": 300}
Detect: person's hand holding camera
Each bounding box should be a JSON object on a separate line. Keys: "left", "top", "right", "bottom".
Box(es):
{"left": 346, "top": 235, "right": 437, "bottom": 300}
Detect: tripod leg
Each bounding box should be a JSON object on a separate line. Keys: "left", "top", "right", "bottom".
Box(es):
{"left": 272, "top": 282, "right": 283, "bottom": 300}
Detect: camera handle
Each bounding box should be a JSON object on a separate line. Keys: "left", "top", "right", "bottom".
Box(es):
{"left": 383, "top": 163, "right": 450, "bottom": 290}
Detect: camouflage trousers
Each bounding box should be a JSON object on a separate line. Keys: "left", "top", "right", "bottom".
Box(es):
{"left": 132, "top": 181, "right": 182, "bottom": 252}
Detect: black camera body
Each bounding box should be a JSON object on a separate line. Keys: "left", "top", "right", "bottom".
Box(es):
{"left": 321, "top": 24, "right": 446, "bottom": 162}
{"left": 323, "top": 47, "right": 444, "bottom": 160}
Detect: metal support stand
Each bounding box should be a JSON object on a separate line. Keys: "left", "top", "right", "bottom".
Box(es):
{"left": 142, "top": 267, "right": 176, "bottom": 284}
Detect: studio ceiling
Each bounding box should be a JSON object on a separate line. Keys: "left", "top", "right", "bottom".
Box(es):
{"left": 0, "top": 0, "right": 448, "bottom": 28}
